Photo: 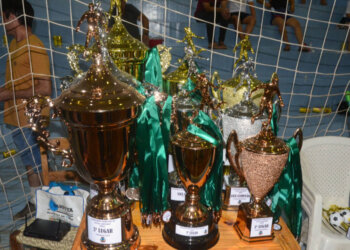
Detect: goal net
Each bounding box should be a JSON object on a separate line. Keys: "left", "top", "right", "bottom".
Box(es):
{"left": 0, "top": 0, "right": 349, "bottom": 247}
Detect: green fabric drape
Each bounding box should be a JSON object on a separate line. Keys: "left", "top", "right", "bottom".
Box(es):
{"left": 128, "top": 62, "right": 172, "bottom": 214}
{"left": 144, "top": 47, "right": 163, "bottom": 89}
{"left": 271, "top": 102, "right": 279, "bottom": 136}
{"left": 269, "top": 103, "right": 303, "bottom": 237}
{"left": 346, "top": 91, "right": 350, "bottom": 105}
{"left": 269, "top": 137, "right": 302, "bottom": 237}
{"left": 130, "top": 96, "right": 171, "bottom": 214}
{"left": 189, "top": 111, "right": 223, "bottom": 211}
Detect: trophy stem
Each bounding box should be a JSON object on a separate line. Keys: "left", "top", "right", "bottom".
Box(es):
{"left": 97, "top": 180, "right": 116, "bottom": 195}
{"left": 176, "top": 185, "right": 207, "bottom": 224}
{"left": 185, "top": 185, "right": 200, "bottom": 206}
{"left": 250, "top": 197, "right": 263, "bottom": 217}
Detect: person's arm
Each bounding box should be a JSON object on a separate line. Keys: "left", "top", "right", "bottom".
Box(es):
{"left": 202, "top": 1, "right": 225, "bottom": 13}
{"left": 289, "top": 0, "right": 295, "bottom": 13}
{"left": 138, "top": 13, "right": 149, "bottom": 46}
{"left": 76, "top": 14, "right": 86, "bottom": 32}
{"left": 257, "top": 0, "right": 271, "bottom": 9}
{"left": 0, "top": 77, "right": 52, "bottom": 102}
{"left": 220, "top": 0, "right": 230, "bottom": 20}
{"left": 248, "top": 1, "right": 256, "bottom": 18}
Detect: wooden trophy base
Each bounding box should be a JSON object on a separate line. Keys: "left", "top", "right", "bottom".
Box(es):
{"left": 234, "top": 202, "right": 274, "bottom": 242}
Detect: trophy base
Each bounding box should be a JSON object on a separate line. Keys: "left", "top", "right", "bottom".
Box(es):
{"left": 168, "top": 171, "right": 186, "bottom": 211}
{"left": 222, "top": 185, "right": 251, "bottom": 211}
{"left": 82, "top": 224, "right": 140, "bottom": 250}
{"left": 162, "top": 212, "right": 219, "bottom": 249}
{"left": 222, "top": 186, "right": 239, "bottom": 211}
{"left": 234, "top": 202, "right": 274, "bottom": 242}
{"left": 83, "top": 188, "right": 140, "bottom": 249}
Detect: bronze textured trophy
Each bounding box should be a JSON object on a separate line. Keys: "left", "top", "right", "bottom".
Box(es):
{"left": 26, "top": 3, "right": 145, "bottom": 249}
{"left": 162, "top": 125, "right": 220, "bottom": 249}
{"left": 226, "top": 73, "right": 302, "bottom": 242}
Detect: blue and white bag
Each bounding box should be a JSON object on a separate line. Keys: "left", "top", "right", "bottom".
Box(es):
{"left": 35, "top": 182, "right": 89, "bottom": 227}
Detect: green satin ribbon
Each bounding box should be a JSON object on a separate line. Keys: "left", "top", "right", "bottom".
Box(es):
{"left": 189, "top": 111, "right": 223, "bottom": 211}
{"left": 162, "top": 63, "right": 201, "bottom": 96}
{"left": 270, "top": 137, "right": 302, "bottom": 237}
{"left": 131, "top": 96, "right": 170, "bottom": 213}
{"left": 187, "top": 124, "right": 218, "bottom": 146}
{"left": 271, "top": 103, "right": 279, "bottom": 136}
{"left": 144, "top": 47, "right": 163, "bottom": 89}
{"left": 128, "top": 79, "right": 172, "bottom": 214}
{"left": 161, "top": 96, "right": 173, "bottom": 153}
{"left": 346, "top": 91, "right": 350, "bottom": 105}
{"left": 182, "top": 77, "right": 196, "bottom": 92}
{"left": 269, "top": 104, "right": 303, "bottom": 238}
{"left": 183, "top": 78, "right": 202, "bottom": 102}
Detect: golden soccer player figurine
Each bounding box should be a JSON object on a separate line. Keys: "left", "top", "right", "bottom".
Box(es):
{"left": 250, "top": 72, "right": 284, "bottom": 125}
{"left": 109, "top": 0, "right": 123, "bottom": 17}
{"left": 76, "top": 3, "right": 106, "bottom": 50}
{"left": 178, "top": 27, "right": 205, "bottom": 56}
{"left": 233, "top": 35, "right": 255, "bottom": 67}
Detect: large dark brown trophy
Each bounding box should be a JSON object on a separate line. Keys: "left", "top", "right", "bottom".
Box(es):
{"left": 26, "top": 3, "right": 144, "bottom": 249}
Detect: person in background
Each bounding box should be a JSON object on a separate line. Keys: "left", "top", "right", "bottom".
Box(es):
{"left": 257, "top": 0, "right": 310, "bottom": 52}
{"left": 228, "top": 0, "right": 256, "bottom": 40}
{"left": 338, "top": 0, "right": 350, "bottom": 51}
{"left": 110, "top": 0, "right": 149, "bottom": 46}
{"left": 301, "top": 0, "right": 327, "bottom": 6}
{"left": 0, "top": 0, "right": 52, "bottom": 220}
{"left": 194, "top": 0, "right": 230, "bottom": 49}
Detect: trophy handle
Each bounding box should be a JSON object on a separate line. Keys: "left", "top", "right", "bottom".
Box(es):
{"left": 25, "top": 96, "right": 74, "bottom": 168}
{"left": 210, "top": 71, "right": 223, "bottom": 103}
{"left": 226, "top": 130, "right": 244, "bottom": 185}
{"left": 293, "top": 128, "right": 303, "bottom": 151}
{"left": 67, "top": 44, "right": 87, "bottom": 77}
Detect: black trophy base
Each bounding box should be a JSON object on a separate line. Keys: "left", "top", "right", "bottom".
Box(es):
{"left": 162, "top": 213, "right": 219, "bottom": 249}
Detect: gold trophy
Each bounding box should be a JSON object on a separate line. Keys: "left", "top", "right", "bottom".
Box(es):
{"left": 26, "top": 4, "right": 145, "bottom": 249}
{"left": 226, "top": 73, "right": 303, "bottom": 242}
{"left": 107, "top": 0, "right": 148, "bottom": 81}
{"left": 163, "top": 27, "right": 205, "bottom": 96}
{"left": 163, "top": 114, "right": 220, "bottom": 249}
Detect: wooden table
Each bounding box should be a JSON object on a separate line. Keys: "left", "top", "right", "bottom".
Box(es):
{"left": 73, "top": 203, "right": 300, "bottom": 250}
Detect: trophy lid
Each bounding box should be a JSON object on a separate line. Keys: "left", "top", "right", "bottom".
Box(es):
{"left": 242, "top": 127, "right": 289, "bottom": 155}
{"left": 172, "top": 131, "right": 215, "bottom": 151}
{"left": 225, "top": 100, "right": 262, "bottom": 118}
{"left": 165, "top": 62, "right": 189, "bottom": 85}
{"left": 107, "top": 17, "right": 148, "bottom": 64}
{"left": 55, "top": 54, "right": 145, "bottom": 116}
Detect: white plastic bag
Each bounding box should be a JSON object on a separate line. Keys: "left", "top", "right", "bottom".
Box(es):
{"left": 35, "top": 182, "right": 89, "bottom": 227}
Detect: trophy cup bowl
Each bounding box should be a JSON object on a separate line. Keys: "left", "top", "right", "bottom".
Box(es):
{"left": 163, "top": 130, "right": 220, "bottom": 249}
{"left": 26, "top": 54, "right": 145, "bottom": 249}
{"left": 226, "top": 127, "right": 303, "bottom": 242}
